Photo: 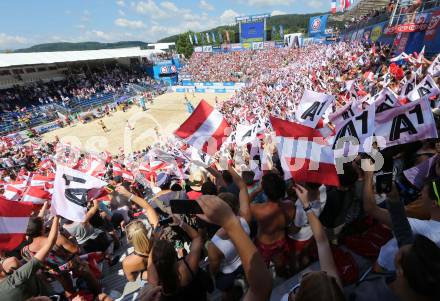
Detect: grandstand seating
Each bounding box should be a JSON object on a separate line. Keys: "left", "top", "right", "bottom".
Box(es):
{"left": 0, "top": 105, "right": 58, "bottom": 134}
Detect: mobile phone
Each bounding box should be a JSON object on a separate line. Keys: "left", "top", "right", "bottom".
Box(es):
{"left": 159, "top": 217, "right": 173, "bottom": 227}
{"left": 170, "top": 199, "right": 203, "bottom": 214}
{"left": 376, "top": 172, "right": 393, "bottom": 194}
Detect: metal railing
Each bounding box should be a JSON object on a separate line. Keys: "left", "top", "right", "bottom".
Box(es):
{"left": 388, "top": 0, "right": 440, "bottom": 27}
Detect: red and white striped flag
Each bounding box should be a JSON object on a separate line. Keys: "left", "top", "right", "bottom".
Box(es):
{"left": 174, "top": 100, "right": 230, "bottom": 155}
{"left": 76, "top": 156, "right": 106, "bottom": 178}
{"left": 270, "top": 116, "right": 340, "bottom": 186}
{"left": 112, "top": 163, "right": 123, "bottom": 176}
{"left": 331, "top": 0, "right": 337, "bottom": 13}
{"left": 39, "top": 158, "right": 56, "bottom": 172}
{"left": 2, "top": 184, "right": 24, "bottom": 201}
{"left": 0, "top": 196, "right": 34, "bottom": 251}
{"left": 22, "top": 187, "right": 51, "bottom": 204}
{"left": 30, "top": 174, "right": 55, "bottom": 187}
{"left": 122, "top": 170, "right": 134, "bottom": 181}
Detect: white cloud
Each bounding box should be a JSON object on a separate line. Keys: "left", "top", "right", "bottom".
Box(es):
{"left": 160, "top": 1, "right": 178, "bottom": 12}
{"left": 90, "top": 30, "right": 112, "bottom": 41}
{"left": 245, "top": 0, "right": 294, "bottom": 7}
{"left": 116, "top": 0, "right": 125, "bottom": 6}
{"left": 75, "top": 24, "right": 86, "bottom": 29}
{"left": 307, "top": 0, "right": 325, "bottom": 9}
{"left": 135, "top": 0, "right": 167, "bottom": 18}
{"left": 118, "top": 9, "right": 126, "bottom": 16}
{"left": 271, "top": 10, "right": 286, "bottom": 16}
{"left": 114, "top": 18, "right": 146, "bottom": 29}
{"left": 0, "top": 33, "right": 28, "bottom": 46}
{"left": 198, "top": 0, "right": 214, "bottom": 11}
{"left": 220, "top": 9, "right": 239, "bottom": 25}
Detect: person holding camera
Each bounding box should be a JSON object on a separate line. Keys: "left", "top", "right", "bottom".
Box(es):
{"left": 363, "top": 162, "right": 440, "bottom": 272}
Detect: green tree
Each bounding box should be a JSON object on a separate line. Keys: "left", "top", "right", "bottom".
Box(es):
{"left": 176, "top": 32, "right": 194, "bottom": 58}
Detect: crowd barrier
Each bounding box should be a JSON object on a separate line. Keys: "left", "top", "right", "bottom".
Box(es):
{"left": 172, "top": 81, "right": 245, "bottom": 93}
{"left": 193, "top": 41, "right": 284, "bottom": 53}
{"left": 341, "top": 7, "right": 440, "bottom": 56}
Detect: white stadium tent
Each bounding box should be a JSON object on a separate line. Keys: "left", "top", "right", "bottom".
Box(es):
{"left": 0, "top": 47, "right": 164, "bottom": 68}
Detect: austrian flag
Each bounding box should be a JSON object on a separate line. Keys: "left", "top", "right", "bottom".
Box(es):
{"left": 270, "top": 116, "right": 340, "bottom": 186}
{"left": 0, "top": 196, "right": 35, "bottom": 251}
{"left": 174, "top": 100, "right": 230, "bottom": 155}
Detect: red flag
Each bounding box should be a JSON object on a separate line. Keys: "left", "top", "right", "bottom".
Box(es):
{"left": 76, "top": 156, "right": 106, "bottom": 177}
{"left": 0, "top": 196, "right": 34, "bottom": 251}
{"left": 30, "top": 174, "right": 55, "bottom": 187}
{"left": 270, "top": 116, "right": 340, "bottom": 186}
{"left": 122, "top": 170, "right": 134, "bottom": 181}
{"left": 2, "top": 184, "right": 24, "bottom": 201}
{"left": 22, "top": 187, "right": 51, "bottom": 204}
{"left": 174, "top": 100, "right": 230, "bottom": 155}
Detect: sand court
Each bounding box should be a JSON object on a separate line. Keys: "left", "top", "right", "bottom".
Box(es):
{"left": 42, "top": 92, "right": 233, "bottom": 154}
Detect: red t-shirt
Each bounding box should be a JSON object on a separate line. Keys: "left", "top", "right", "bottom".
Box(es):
{"left": 187, "top": 190, "right": 202, "bottom": 200}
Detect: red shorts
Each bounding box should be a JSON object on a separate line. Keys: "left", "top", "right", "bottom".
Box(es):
{"left": 288, "top": 238, "right": 313, "bottom": 254}
{"left": 255, "top": 237, "right": 291, "bottom": 266}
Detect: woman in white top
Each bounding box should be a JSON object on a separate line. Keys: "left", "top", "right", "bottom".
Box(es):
{"left": 208, "top": 192, "right": 251, "bottom": 295}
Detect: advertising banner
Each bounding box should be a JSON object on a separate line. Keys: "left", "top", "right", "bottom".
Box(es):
{"left": 371, "top": 24, "right": 384, "bottom": 42}
{"left": 252, "top": 42, "right": 264, "bottom": 50}
{"left": 308, "top": 15, "right": 329, "bottom": 37}
{"left": 231, "top": 43, "right": 243, "bottom": 51}
{"left": 202, "top": 46, "right": 213, "bottom": 53}
{"left": 425, "top": 10, "right": 440, "bottom": 41}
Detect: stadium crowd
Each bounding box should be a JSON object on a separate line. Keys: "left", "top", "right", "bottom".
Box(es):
{"left": 0, "top": 37, "right": 440, "bottom": 301}
{"left": 0, "top": 65, "right": 164, "bottom": 112}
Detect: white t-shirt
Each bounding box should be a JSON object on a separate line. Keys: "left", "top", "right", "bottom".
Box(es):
{"left": 289, "top": 185, "right": 327, "bottom": 241}
{"left": 378, "top": 218, "right": 440, "bottom": 271}
{"left": 211, "top": 217, "right": 250, "bottom": 274}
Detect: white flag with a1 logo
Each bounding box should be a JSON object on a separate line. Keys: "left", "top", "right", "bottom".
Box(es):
{"left": 51, "top": 165, "right": 107, "bottom": 222}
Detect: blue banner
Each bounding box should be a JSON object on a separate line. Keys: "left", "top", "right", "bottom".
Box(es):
{"left": 309, "top": 15, "right": 329, "bottom": 37}
{"left": 182, "top": 80, "right": 194, "bottom": 86}
{"left": 223, "top": 82, "right": 235, "bottom": 86}
{"left": 195, "top": 88, "right": 206, "bottom": 93}
{"left": 279, "top": 25, "right": 284, "bottom": 38}
{"left": 214, "top": 88, "right": 227, "bottom": 93}
{"left": 194, "top": 33, "right": 198, "bottom": 45}
{"left": 203, "top": 82, "right": 214, "bottom": 86}
{"left": 176, "top": 88, "right": 186, "bottom": 93}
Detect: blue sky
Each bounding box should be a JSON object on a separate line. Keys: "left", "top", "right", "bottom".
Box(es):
{"left": 0, "top": 0, "right": 330, "bottom": 49}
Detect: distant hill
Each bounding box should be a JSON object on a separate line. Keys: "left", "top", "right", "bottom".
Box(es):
{"left": 158, "top": 12, "right": 342, "bottom": 43}
{"left": 9, "top": 13, "right": 342, "bottom": 53}
{"left": 12, "top": 41, "right": 149, "bottom": 53}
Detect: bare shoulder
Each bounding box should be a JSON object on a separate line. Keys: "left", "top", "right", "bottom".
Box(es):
{"left": 251, "top": 202, "right": 278, "bottom": 218}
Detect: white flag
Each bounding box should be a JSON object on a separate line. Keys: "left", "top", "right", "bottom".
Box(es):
{"left": 235, "top": 124, "right": 258, "bottom": 146}
{"left": 51, "top": 165, "right": 107, "bottom": 222}
{"left": 295, "top": 90, "right": 335, "bottom": 129}
{"left": 428, "top": 54, "right": 440, "bottom": 78}
{"left": 407, "top": 75, "right": 440, "bottom": 102}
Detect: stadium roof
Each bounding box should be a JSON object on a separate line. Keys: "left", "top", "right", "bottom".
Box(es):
{"left": 344, "top": 0, "right": 390, "bottom": 19}
{"left": 0, "top": 47, "right": 163, "bottom": 68}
